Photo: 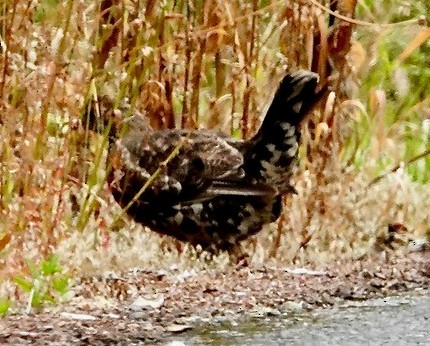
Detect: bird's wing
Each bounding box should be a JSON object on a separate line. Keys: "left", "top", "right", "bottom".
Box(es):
{"left": 114, "top": 125, "right": 253, "bottom": 204}
{"left": 135, "top": 129, "right": 244, "bottom": 180}
{"left": 167, "top": 131, "right": 279, "bottom": 204}
{"left": 185, "top": 131, "right": 245, "bottom": 180}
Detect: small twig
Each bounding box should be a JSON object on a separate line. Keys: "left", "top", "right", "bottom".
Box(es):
{"left": 291, "top": 232, "right": 314, "bottom": 263}
{"left": 308, "top": 0, "right": 421, "bottom": 28}
{"left": 369, "top": 148, "right": 430, "bottom": 187}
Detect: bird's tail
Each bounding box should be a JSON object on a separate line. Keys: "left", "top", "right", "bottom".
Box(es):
{"left": 243, "top": 70, "right": 326, "bottom": 192}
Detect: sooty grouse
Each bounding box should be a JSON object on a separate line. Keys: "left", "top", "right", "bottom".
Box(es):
{"left": 88, "top": 70, "right": 325, "bottom": 251}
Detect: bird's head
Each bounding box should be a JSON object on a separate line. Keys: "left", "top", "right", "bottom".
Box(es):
{"left": 82, "top": 95, "right": 151, "bottom": 143}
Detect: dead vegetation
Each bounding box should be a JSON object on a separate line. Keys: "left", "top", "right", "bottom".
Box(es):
{"left": 0, "top": 0, "right": 429, "bottom": 311}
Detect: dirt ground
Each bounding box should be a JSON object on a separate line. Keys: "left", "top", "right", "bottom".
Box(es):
{"left": 1, "top": 250, "right": 430, "bottom": 345}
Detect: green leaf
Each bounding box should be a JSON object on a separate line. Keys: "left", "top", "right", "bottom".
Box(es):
{"left": 52, "top": 276, "right": 69, "bottom": 295}
{"left": 13, "top": 277, "right": 33, "bottom": 292}
{"left": 0, "top": 298, "right": 10, "bottom": 316}
{"left": 41, "top": 255, "right": 62, "bottom": 276}
{"left": 30, "top": 289, "right": 43, "bottom": 309}
{"left": 41, "top": 292, "right": 55, "bottom": 304}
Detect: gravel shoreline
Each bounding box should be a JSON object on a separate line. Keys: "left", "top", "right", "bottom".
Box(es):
{"left": 1, "top": 251, "right": 429, "bottom": 344}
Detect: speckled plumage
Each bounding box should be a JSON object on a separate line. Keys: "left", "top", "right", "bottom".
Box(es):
{"left": 90, "top": 70, "right": 324, "bottom": 250}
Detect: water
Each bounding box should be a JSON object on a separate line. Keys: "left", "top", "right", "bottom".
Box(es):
{"left": 169, "top": 291, "right": 430, "bottom": 345}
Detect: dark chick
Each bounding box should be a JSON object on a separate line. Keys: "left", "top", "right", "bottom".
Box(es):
{"left": 87, "top": 70, "right": 325, "bottom": 251}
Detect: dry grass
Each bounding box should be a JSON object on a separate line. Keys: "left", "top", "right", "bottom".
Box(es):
{"left": 0, "top": 0, "right": 428, "bottom": 308}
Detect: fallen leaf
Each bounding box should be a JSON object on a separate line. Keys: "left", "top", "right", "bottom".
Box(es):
{"left": 165, "top": 324, "right": 193, "bottom": 333}
{"left": 129, "top": 295, "right": 164, "bottom": 310}
{"left": 60, "top": 312, "right": 97, "bottom": 321}
{"left": 285, "top": 268, "right": 328, "bottom": 276}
